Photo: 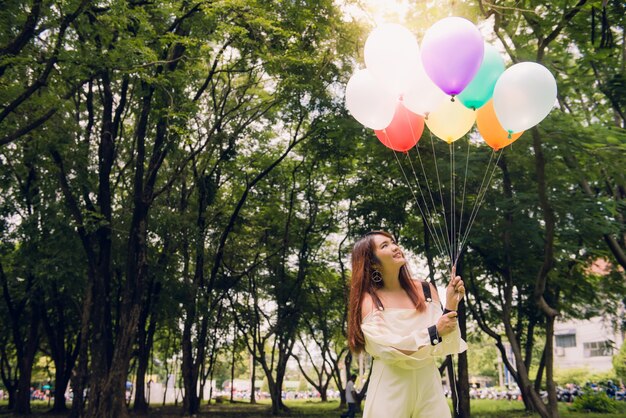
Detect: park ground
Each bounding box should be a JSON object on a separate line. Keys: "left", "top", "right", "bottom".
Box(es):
{"left": 1, "top": 399, "right": 626, "bottom": 418}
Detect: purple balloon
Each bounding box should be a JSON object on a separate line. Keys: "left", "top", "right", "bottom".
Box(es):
{"left": 421, "top": 17, "right": 484, "bottom": 96}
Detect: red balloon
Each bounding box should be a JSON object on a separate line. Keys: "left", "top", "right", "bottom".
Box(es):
{"left": 374, "top": 102, "right": 424, "bottom": 152}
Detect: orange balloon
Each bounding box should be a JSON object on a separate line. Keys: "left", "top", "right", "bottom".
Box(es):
{"left": 476, "top": 100, "right": 523, "bottom": 150}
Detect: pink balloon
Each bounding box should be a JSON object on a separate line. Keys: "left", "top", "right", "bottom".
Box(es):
{"left": 421, "top": 17, "right": 484, "bottom": 96}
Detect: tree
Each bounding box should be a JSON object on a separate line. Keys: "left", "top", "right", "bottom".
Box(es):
{"left": 293, "top": 266, "right": 348, "bottom": 402}
{"left": 613, "top": 343, "right": 626, "bottom": 385}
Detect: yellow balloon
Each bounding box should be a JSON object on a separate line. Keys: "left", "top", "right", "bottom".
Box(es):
{"left": 425, "top": 98, "right": 476, "bottom": 143}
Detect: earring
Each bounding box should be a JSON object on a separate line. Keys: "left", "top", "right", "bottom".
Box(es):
{"left": 372, "top": 269, "right": 382, "bottom": 283}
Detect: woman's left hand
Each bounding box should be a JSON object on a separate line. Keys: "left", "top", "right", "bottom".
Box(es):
{"left": 446, "top": 265, "right": 465, "bottom": 311}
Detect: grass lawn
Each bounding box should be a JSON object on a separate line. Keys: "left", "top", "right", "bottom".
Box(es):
{"left": 1, "top": 398, "right": 626, "bottom": 417}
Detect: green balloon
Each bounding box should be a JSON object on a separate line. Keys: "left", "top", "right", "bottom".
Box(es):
{"left": 458, "top": 44, "right": 505, "bottom": 110}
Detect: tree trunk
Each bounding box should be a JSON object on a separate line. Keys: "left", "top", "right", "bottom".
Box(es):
{"left": 90, "top": 299, "right": 144, "bottom": 417}
{"left": 545, "top": 316, "right": 559, "bottom": 417}
{"left": 269, "top": 379, "right": 281, "bottom": 415}
{"left": 182, "top": 173, "right": 211, "bottom": 416}
{"left": 181, "top": 331, "right": 200, "bottom": 414}
{"left": 84, "top": 69, "right": 116, "bottom": 418}
{"left": 448, "top": 257, "right": 470, "bottom": 418}
{"left": 531, "top": 127, "right": 560, "bottom": 418}
{"left": 133, "top": 344, "right": 150, "bottom": 414}
{"left": 249, "top": 353, "right": 256, "bottom": 404}
{"left": 504, "top": 322, "right": 550, "bottom": 417}
{"left": 262, "top": 349, "right": 292, "bottom": 416}
{"left": 134, "top": 279, "right": 160, "bottom": 414}
{"left": 446, "top": 359, "right": 458, "bottom": 417}
{"left": 534, "top": 346, "right": 547, "bottom": 393}
{"left": 69, "top": 274, "right": 93, "bottom": 418}
{"left": 51, "top": 361, "right": 72, "bottom": 412}
{"left": 230, "top": 331, "right": 236, "bottom": 403}
{"left": 6, "top": 386, "right": 16, "bottom": 410}
{"left": 14, "top": 294, "right": 41, "bottom": 415}
{"left": 274, "top": 370, "right": 288, "bottom": 414}
{"left": 41, "top": 288, "right": 80, "bottom": 413}
{"left": 15, "top": 358, "right": 34, "bottom": 415}
{"left": 319, "top": 387, "right": 328, "bottom": 402}
{"left": 455, "top": 302, "right": 470, "bottom": 418}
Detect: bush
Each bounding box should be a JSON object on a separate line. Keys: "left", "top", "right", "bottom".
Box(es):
{"left": 554, "top": 367, "right": 619, "bottom": 387}
{"left": 554, "top": 367, "right": 593, "bottom": 386}
{"left": 613, "top": 343, "right": 626, "bottom": 384}
{"left": 569, "top": 391, "right": 619, "bottom": 413}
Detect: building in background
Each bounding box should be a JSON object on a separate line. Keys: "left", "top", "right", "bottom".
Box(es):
{"left": 554, "top": 316, "right": 624, "bottom": 371}
{"left": 554, "top": 259, "right": 625, "bottom": 372}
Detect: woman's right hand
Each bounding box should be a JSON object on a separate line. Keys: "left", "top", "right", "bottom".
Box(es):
{"left": 436, "top": 311, "right": 458, "bottom": 336}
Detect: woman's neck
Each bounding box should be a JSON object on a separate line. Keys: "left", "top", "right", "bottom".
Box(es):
{"left": 381, "top": 267, "right": 402, "bottom": 291}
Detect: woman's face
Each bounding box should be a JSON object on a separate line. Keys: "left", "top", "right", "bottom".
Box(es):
{"left": 371, "top": 234, "right": 406, "bottom": 270}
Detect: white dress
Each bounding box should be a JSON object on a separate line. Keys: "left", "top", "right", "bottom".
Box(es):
{"left": 360, "top": 285, "right": 467, "bottom": 418}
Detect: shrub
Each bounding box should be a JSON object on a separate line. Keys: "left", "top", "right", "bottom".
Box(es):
{"left": 569, "top": 391, "right": 619, "bottom": 413}
{"left": 554, "top": 367, "right": 620, "bottom": 386}
{"left": 554, "top": 367, "right": 593, "bottom": 386}
{"left": 613, "top": 343, "right": 626, "bottom": 384}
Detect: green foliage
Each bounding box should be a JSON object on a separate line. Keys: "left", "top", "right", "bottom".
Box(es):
{"left": 554, "top": 368, "right": 597, "bottom": 386}
{"left": 569, "top": 391, "right": 621, "bottom": 414}
{"left": 613, "top": 343, "right": 626, "bottom": 384}
{"left": 466, "top": 333, "right": 499, "bottom": 380}
{"left": 554, "top": 368, "right": 618, "bottom": 388}
{"left": 1, "top": 0, "right": 625, "bottom": 415}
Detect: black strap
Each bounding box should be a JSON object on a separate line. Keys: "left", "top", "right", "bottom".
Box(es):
{"left": 428, "top": 324, "right": 442, "bottom": 345}
{"left": 422, "top": 280, "right": 445, "bottom": 311}
{"left": 420, "top": 281, "right": 433, "bottom": 302}
{"left": 423, "top": 281, "right": 443, "bottom": 346}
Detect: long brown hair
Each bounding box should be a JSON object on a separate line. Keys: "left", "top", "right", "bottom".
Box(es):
{"left": 347, "top": 231, "right": 427, "bottom": 353}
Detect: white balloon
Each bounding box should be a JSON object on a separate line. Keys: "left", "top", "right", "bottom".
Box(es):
{"left": 403, "top": 63, "right": 449, "bottom": 116}
{"left": 493, "top": 62, "right": 557, "bottom": 133}
{"left": 364, "top": 23, "right": 421, "bottom": 96}
{"left": 345, "top": 69, "right": 397, "bottom": 130}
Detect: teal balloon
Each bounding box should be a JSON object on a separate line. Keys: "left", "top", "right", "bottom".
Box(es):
{"left": 458, "top": 44, "right": 505, "bottom": 110}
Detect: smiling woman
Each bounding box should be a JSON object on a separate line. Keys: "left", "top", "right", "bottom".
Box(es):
{"left": 347, "top": 230, "right": 467, "bottom": 418}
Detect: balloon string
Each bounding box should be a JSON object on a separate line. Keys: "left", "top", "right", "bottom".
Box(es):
{"left": 387, "top": 125, "right": 503, "bottom": 273}
{"left": 404, "top": 153, "right": 449, "bottom": 261}
{"left": 449, "top": 142, "right": 453, "bottom": 264}
{"left": 452, "top": 144, "right": 458, "bottom": 262}
{"left": 454, "top": 149, "right": 495, "bottom": 265}
{"left": 405, "top": 151, "right": 450, "bottom": 262}
{"left": 450, "top": 141, "right": 456, "bottom": 265}
{"left": 429, "top": 131, "right": 453, "bottom": 265}
{"left": 401, "top": 113, "right": 450, "bottom": 259}
{"left": 385, "top": 134, "right": 448, "bottom": 259}
{"left": 457, "top": 149, "right": 495, "bottom": 248}
{"left": 405, "top": 119, "right": 452, "bottom": 262}
{"left": 455, "top": 148, "right": 504, "bottom": 265}
{"left": 461, "top": 149, "right": 503, "bottom": 250}
{"left": 457, "top": 138, "right": 471, "bottom": 260}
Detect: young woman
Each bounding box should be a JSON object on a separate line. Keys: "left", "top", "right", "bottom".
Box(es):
{"left": 348, "top": 231, "right": 467, "bottom": 418}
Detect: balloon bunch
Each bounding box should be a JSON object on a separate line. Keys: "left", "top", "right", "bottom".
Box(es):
{"left": 345, "top": 18, "right": 557, "bottom": 151}
{"left": 345, "top": 18, "right": 558, "bottom": 268}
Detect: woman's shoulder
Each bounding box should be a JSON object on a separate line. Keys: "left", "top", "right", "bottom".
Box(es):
{"left": 361, "top": 292, "right": 376, "bottom": 320}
